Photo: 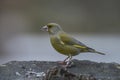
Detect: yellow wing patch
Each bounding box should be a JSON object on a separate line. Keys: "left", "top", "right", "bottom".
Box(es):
{"left": 60, "top": 41, "right": 65, "bottom": 45}
{"left": 73, "top": 45, "right": 86, "bottom": 48}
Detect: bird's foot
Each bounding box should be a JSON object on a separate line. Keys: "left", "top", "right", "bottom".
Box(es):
{"left": 65, "top": 61, "right": 75, "bottom": 68}
{"left": 57, "top": 61, "right": 75, "bottom": 68}
{"left": 57, "top": 61, "right": 67, "bottom": 65}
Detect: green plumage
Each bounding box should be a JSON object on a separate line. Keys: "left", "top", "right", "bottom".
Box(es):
{"left": 50, "top": 31, "right": 105, "bottom": 56}
{"left": 41, "top": 23, "right": 105, "bottom": 62}
{"left": 50, "top": 34, "right": 80, "bottom": 56}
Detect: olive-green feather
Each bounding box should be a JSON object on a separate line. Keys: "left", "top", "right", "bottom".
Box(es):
{"left": 59, "top": 32, "right": 87, "bottom": 47}
{"left": 50, "top": 35, "right": 80, "bottom": 56}
{"left": 41, "top": 23, "right": 105, "bottom": 57}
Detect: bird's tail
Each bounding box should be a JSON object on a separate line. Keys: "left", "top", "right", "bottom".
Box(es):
{"left": 92, "top": 50, "right": 105, "bottom": 55}
{"left": 88, "top": 48, "right": 105, "bottom": 55}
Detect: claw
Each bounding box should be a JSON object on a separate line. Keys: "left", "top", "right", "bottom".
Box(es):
{"left": 58, "top": 55, "right": 75, "bottom": 68}
{"left": 57, "top": 61, "right": 67, "bottom": 65}
{"left": 65, "top": 61, "right": 75, "bottom": 68}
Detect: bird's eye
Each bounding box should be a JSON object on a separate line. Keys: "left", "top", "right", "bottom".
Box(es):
{"left": 47, "top": 25, "right": 53, "bottom": 28}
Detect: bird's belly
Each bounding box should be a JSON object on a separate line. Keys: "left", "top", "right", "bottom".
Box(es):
{"left": 51, "top": 43, "right": 80, "bottom": 56}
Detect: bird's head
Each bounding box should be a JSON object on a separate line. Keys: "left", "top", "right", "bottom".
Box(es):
{"left": 40, "top": 23, "right": 63, "bottom": 35}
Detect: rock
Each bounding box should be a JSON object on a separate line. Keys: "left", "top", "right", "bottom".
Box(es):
{"left": 0, "top": 59, "right": 120, "bottom": 80}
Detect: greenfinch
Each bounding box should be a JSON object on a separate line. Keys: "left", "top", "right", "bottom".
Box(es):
{"left": 40, "top": 23, "right": 105, "bottom": 64}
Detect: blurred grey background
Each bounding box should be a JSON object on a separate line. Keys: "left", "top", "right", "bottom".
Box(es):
{"left": 0, "top": 0, "right": 120, "bottom": 64}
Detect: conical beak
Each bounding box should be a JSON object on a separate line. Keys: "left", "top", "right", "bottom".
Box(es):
{"left": 40, "top": 25, "right": 48, "bottom": 31}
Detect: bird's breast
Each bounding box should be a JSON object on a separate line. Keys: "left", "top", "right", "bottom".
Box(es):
{"left": 50, "top": 36, "right": 80, "bottom": 56}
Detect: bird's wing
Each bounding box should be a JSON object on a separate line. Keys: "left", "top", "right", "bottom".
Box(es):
{"left": 59, "top": 33, "right": 87, "bottom": 49}
{"left": 59, "top": 33, "right": 105, "bottom": 55}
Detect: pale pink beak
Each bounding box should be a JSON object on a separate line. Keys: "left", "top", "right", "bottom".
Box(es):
{"left": 40, "top": 25, "right": 48, "bottom": 31}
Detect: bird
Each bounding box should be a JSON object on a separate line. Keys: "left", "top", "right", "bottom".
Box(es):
{"left": 40, "top": 23, "right": 105, "bottom": 65}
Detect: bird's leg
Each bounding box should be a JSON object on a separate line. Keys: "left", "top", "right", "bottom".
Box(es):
{"left": 58, "top": 56, "right": 70, "bottom": 65}
{"left": 62, "top": 55, "right": 74, "bottom": 68}
{"left": 63, "top": 56, "right": 70, "bottom": 63}
{"left": 65, "top": 55, "right": 73, "bottom": 67}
